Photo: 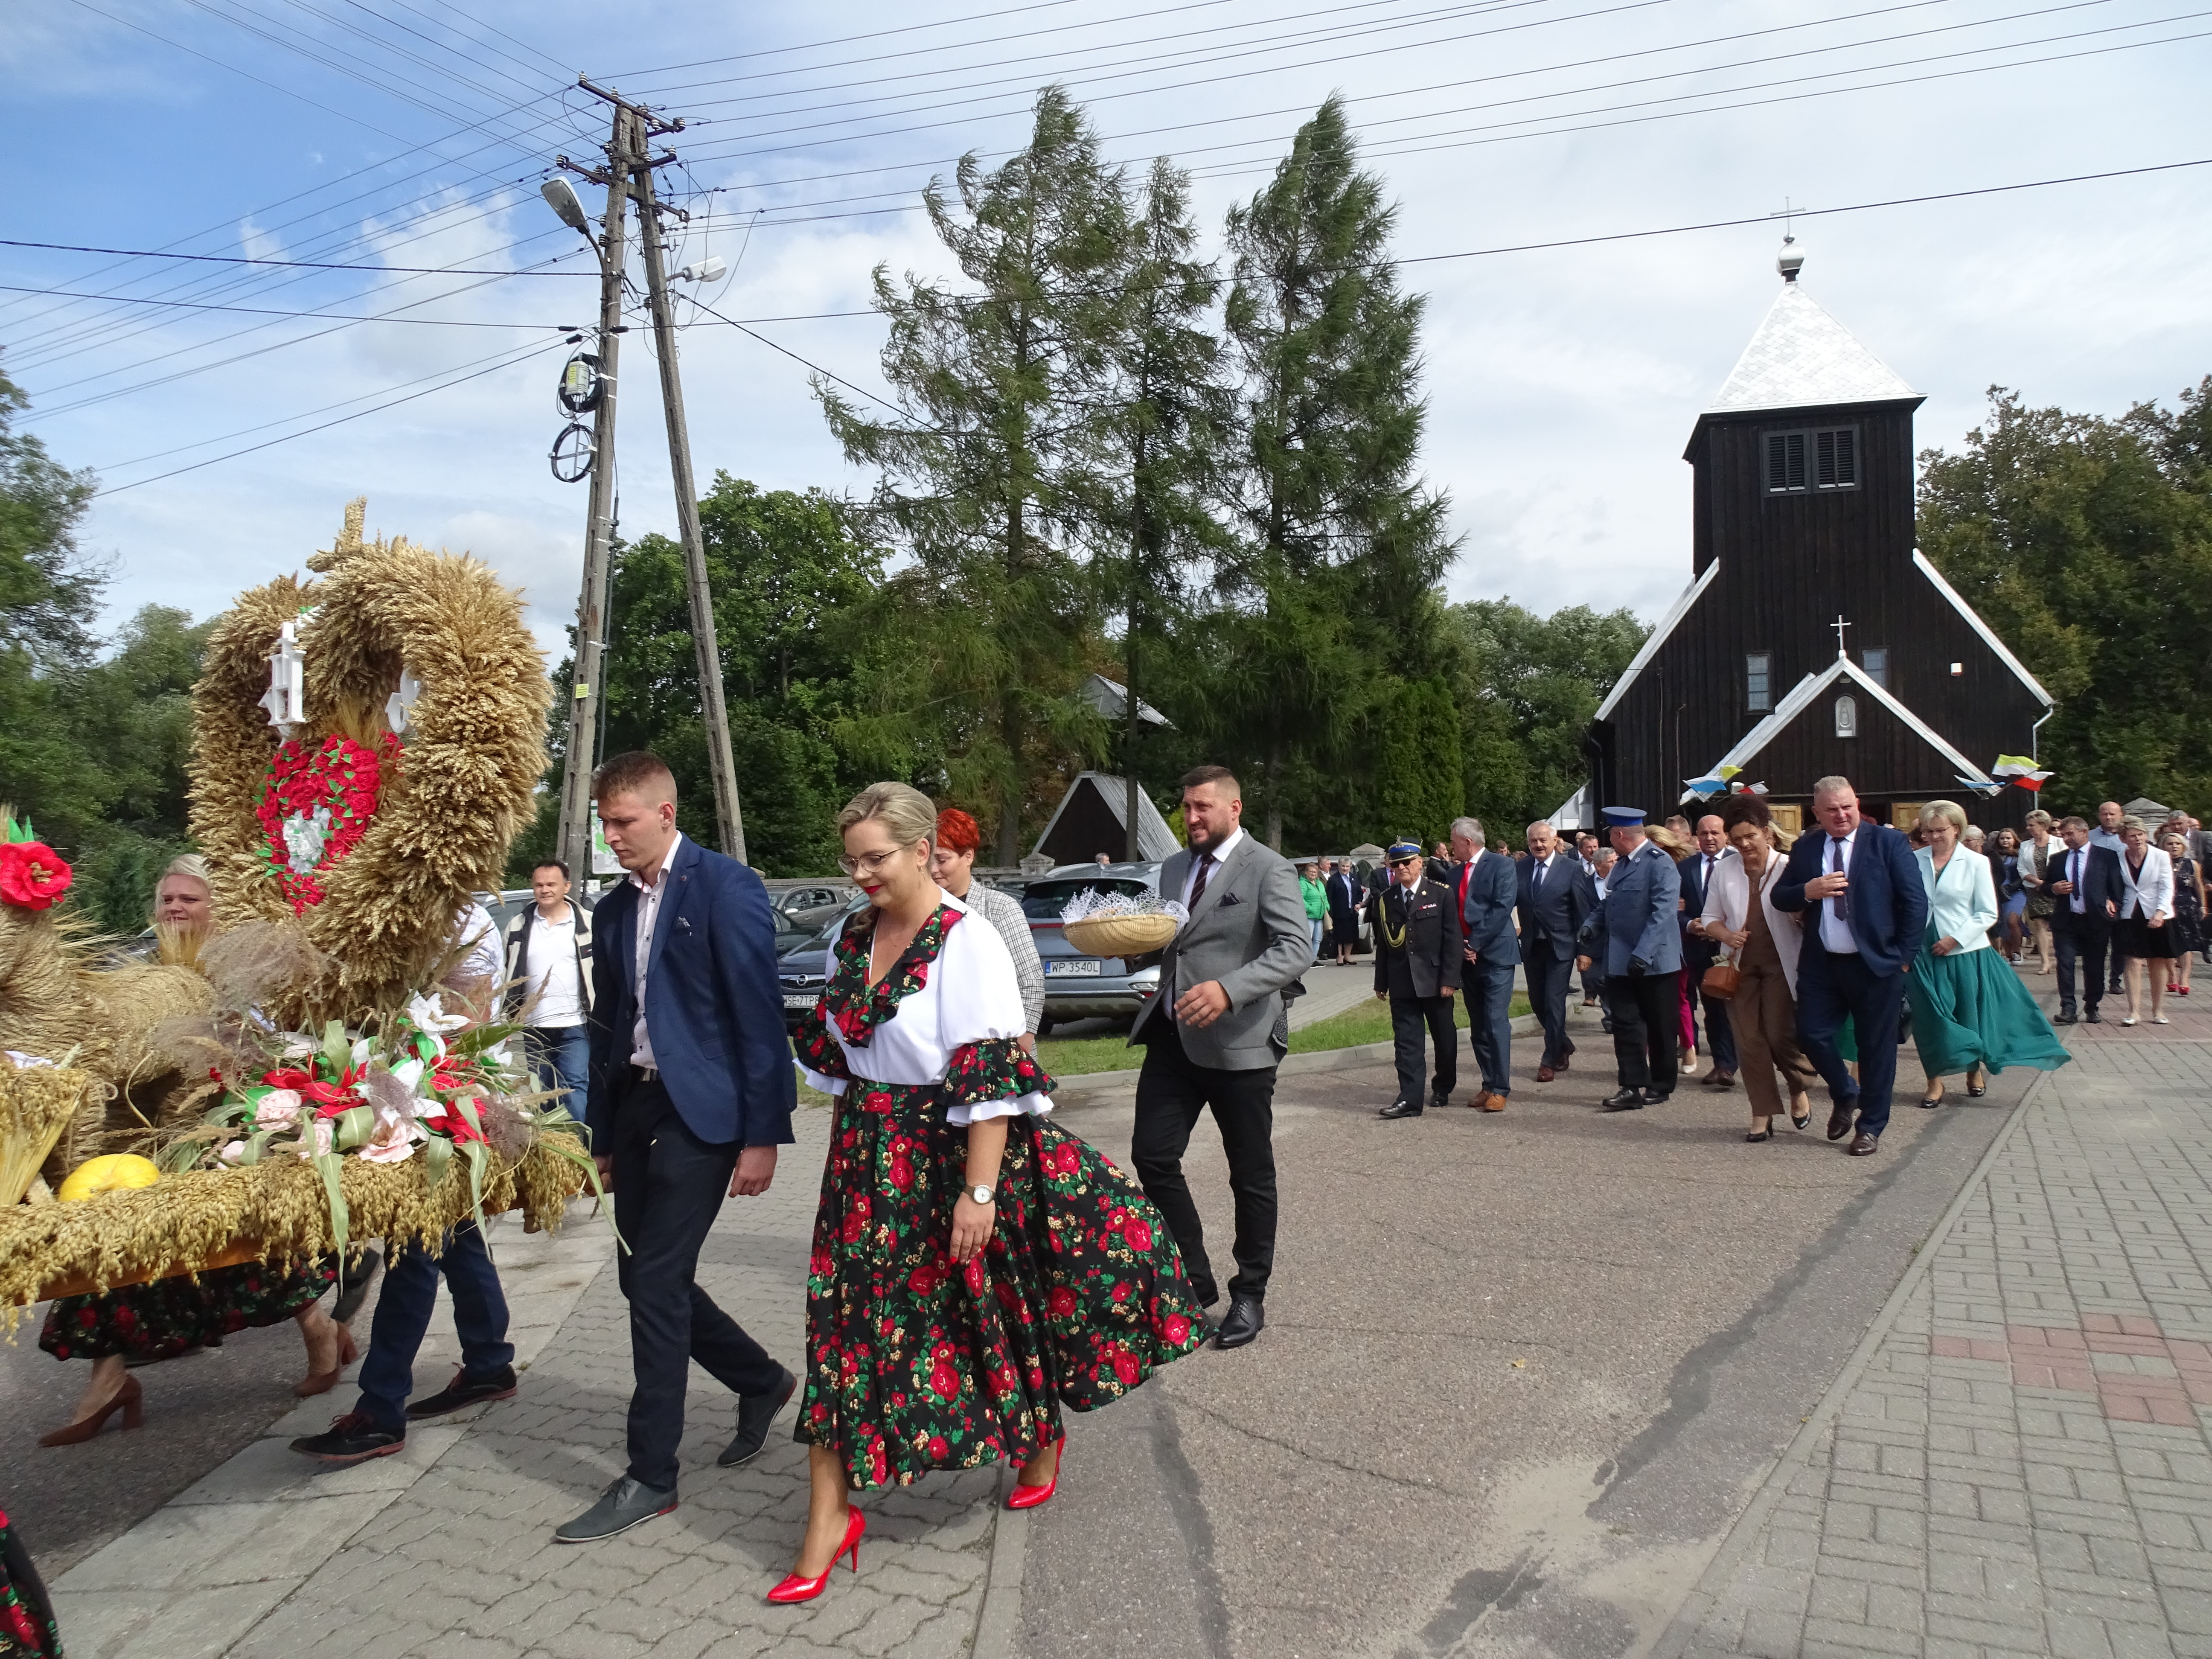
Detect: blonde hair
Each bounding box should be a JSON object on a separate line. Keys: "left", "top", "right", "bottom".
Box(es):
{"left": 2120, "top": 814, "right": 2147, "bottom": 836}
{"left": 1645, "top": 824, "right": 1693, "bottom": 858}
{"left": 838, "top": 782, "right": 939, "bottom": 851}
{"left": 1917, "top": 800, "right": 1969, "bottom": 835}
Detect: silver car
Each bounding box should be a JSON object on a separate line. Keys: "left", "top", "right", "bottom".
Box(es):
{"left": 1021, "top": 863, "right": 1165, "bottom": 1034}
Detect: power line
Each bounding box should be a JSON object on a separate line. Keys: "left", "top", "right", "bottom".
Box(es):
{"left": 605, "top": 0, "right": 1092, "bottom": 79}
{"left": 0, "top": 237, "right": 599, "bottom": 276}
{"left": 0, "top": 282, "right": 582, "bottom": 326}
{"left": 90, "top": 337, "right": 570, "bottom": 496}
{"left": 673, "top": 290, "right": 906, "bottom": 414}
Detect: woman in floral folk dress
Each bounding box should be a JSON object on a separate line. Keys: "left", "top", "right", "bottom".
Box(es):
{"left": 777, "top": 783, "right": 1208, "bottom": 1604}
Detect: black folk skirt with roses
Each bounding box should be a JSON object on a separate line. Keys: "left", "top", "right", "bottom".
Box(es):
{"left": 795, "top": 1069, "right": 1210, "bottom": 1490}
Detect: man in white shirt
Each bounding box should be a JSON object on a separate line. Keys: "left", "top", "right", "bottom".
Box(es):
{"left": 503, "top": 860, "right": 595, "bottom": 1105}
{"left": 2090, "top": 801, "right": 2128, "bottom": 992}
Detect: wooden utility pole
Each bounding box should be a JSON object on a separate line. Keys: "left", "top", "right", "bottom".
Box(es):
{"left": 634, "top": 157, "right": 746, "bottom": 862}
{"left": 555, "top": 78, "right": 747, "bottom": 865}
{"left": 552, "top": 102, "right": 635, "bottom": 886}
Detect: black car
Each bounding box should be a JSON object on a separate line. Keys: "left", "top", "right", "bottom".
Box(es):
{"left": 776, "top": 894, "right": 867, "bottom": 1031}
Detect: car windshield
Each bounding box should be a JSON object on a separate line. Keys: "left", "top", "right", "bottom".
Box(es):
{"left": 1019, "top": 877, "right": 1151, "bottom": 921}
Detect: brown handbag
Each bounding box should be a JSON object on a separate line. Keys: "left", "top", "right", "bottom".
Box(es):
{"left": 1701, "top": 958, "right": 1742, "bottom": 1000}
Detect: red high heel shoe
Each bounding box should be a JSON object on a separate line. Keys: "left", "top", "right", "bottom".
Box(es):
{"left": 40, "top": 1374, "right": 145, "bottom": 1445}
{"left": 1007, "top": 1438, "right": 1064, "bottom": 1511}
{"left": 766, "top": 1508, "right": 865, "bottom": 1604}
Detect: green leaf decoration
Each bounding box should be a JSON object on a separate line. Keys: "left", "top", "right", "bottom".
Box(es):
{"left": 332, "top": 1104, "right": 374, "bottom": 1152}
{"left": 423, "top": 1129, "right": 453, "bottom": 1193}
{"left": 313, "top": 1150, "right": 351, "bottom": 1256}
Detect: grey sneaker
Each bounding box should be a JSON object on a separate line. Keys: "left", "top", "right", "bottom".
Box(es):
{"left": 553, "top": 1476, "right": 676, "bottom": 1543}
{"left": 719, "top": 1367, "right": 797, "bottom": 1467}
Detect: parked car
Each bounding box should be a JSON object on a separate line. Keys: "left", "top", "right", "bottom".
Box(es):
{"left": 777, "top": 893, "right": 869, "bottom": 1032}
{"left": 1021, "top": 863, "right": 1164, "bottom": 1033}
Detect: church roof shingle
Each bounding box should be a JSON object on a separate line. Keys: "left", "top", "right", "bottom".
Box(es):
{"left": 1704, "top": 280, "right": 1918, "bottom": 416}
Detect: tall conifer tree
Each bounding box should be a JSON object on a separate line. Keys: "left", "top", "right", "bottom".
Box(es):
{"left": 1217, "top": 96, "right": 1455, "bottom": 847}
{"left": 822, "top": 89, "right": 1127, "bottom": 863}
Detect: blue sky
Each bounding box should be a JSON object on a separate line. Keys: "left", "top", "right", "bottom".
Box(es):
{"left": 7, "top": 0, "right": 2209, "bottom": 660}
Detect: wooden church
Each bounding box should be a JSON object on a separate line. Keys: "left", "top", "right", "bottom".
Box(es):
{"left": 1565, "top": 239, "right": 2053, "bottom": 835}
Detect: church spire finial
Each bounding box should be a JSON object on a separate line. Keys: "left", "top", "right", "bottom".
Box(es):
{"left": 1778, "top": 234, "right": 1805, "bottom": 283}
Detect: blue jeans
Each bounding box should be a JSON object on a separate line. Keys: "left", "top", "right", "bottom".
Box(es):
{"left": 525, "top": 1025, "right": 591, "bottom": 1109}
{"left": 354, "top": 1222, "right": 514, "bottom": 1433}
{"left": 1308, "top": 919, "right": 1325, "bottom": 960}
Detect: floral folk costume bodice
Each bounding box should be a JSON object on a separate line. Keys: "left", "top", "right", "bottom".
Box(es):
{"left": 790, "top": 890, "right": 1208, "bottom": 1492}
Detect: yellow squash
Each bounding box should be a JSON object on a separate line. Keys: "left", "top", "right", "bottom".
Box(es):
{"left": 56, "top": 1153, "right": 162, "bottom": 1203}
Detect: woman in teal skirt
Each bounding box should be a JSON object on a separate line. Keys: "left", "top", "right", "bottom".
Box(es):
{"left": 1907, "top": 801, "right": 2069, "bottom": 1107}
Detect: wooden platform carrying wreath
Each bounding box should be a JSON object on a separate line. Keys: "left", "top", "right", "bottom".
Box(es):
{"left": 0, "top": 500, "right": 588, "bottom": 1315}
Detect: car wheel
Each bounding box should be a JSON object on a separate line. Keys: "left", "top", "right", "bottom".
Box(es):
{"left": 1037, "top": 1016, "right": 1056, "bottom": 1039}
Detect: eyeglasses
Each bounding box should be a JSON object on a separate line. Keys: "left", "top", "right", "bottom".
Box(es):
{"left": 836, "top": 848, "right": 905, "bottom": 877}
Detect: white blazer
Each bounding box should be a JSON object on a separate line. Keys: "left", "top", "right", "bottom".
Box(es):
{"left": 2118, "top": 844, "right": 2175, "bottom": 923}
{"left": 1698, "top": 850, "right": 1804, "bottom": 994}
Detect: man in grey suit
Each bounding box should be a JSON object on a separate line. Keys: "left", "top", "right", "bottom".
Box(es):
{"left": 1128, "top": 765, "right": 1313, "bottom": 1351}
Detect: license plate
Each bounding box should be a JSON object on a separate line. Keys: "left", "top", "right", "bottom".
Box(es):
{"left": 1045, "top": 959, "right": 1102, "bottom": 977}
{"left": 783, "top": 993, "right": 817, "bottom": 1009}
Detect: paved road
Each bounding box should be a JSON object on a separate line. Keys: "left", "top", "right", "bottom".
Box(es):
{"left": 1668, "top": 984, "right": 2212, "bottom": 1659}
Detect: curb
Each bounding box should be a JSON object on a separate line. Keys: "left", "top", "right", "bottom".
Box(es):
{"left": 1646, "top": 1062, "right": 2053, "bottom": 1659}
{"left": 1050, "top": 1011, "right": 1543, "bottom": 1103}
{"left": 971, "top": 1467, "right": 1029, "bottom": 1659}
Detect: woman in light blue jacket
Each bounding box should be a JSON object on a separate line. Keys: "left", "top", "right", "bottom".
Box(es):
{"left": 1907, "top": 801, "right": 2069, "bottom": 1108}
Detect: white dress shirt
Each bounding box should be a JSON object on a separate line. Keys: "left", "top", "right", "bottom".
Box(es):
{"left": 629, "top": 831, "right": 685, "bottom": 1069}
{"left": 2090, "top": 824, "right": 2125, "bottom": 854}
{"left": 1182, "top": 827, "right": 1244, "bottom": 907}
{"left": 2061, "top": 844, "right": 2090, "bottom": 914}
{"left": 525, "top": 907, "right": 586, "bottom": 1028}
{"left": 1818, "top": 827, "right": 1860, "bottom": 955}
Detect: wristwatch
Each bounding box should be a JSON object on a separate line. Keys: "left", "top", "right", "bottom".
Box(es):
{"left": 968, "top": 1183, "right": 995, "bottom": 1205}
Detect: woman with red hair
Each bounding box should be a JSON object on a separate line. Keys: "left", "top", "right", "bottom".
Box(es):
{"left": 930, "top": 809, "right": 1045, "bottom": 1045}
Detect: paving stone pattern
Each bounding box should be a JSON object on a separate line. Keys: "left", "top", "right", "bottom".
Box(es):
{"left": 1676, "top": 1008, "right": 2212, "bottom": 1659}
{"left": 47, "top": 1103, "right": 1017, "bottom": 1659}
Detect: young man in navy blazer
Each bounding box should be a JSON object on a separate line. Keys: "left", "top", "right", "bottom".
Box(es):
{"left": 555, "top": 752, "right": 798, "bottom": 1544}
{"left": 1773, "top": 775, "right": 1929, "bottom": 1157}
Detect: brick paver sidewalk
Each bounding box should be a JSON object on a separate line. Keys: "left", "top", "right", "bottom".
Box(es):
{"left": 1666, "top": 987, "right": 2212, "bottom": 1659}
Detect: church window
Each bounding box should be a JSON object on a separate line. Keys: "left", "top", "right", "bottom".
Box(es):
{"left": 1862, "top": 648, "right": 1889, "bottom": 688}
{"left": 1764, "top": 426, "right": 1858, "bottom": 494}
{"left": 1834, "top": 694, "right": 1859, "bottom": 737}
{"left": 1746, "top": 652, "right": 1773, "bottom": 713}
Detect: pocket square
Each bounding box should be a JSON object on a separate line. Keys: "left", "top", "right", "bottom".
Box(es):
{"left": 1218, "top": 892, "right": 1245, "bottom": 907}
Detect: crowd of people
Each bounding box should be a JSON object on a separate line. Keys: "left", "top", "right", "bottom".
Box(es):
{"left": 1348, "top": 779, "right": 2211, "bottom": 1157}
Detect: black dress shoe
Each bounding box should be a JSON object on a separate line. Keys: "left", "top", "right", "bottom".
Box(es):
{"left": 2084, "top": 1009, "right": 2103, "bottom": 1024}
{"left": 1428, "top": 1090, "right": 1454, "bottom": 1113}
{"left": 407, "top": 1362, "right": 518, "bottom": 1419}
{"left": 291, "top": 1411, "right": 405, "bottom": 1464}
{"left": 554, "top": 1476, "right": 678, "bottom": 1543}
{"left": 1827, "top": 1100, "right": 1859, "bottom": 1140}
{"left": 1214, "top": 1295, "right": 1264, "bottom": 1350}
{"left": 2054, "top": 1010, "right": 2078, "bottom": 1024}
{"left": 1377, "top": 1097, "right": 1423, "bottom": 1120}
{"left": 1601, "top": 1087, "right": 1645, "bottom": 1111}
{"left": 1848, "top": 1130, "right": 1880, "bottom": 1156}
{"left": 1642, "top": 1090, "right": 1672, "bottom": 1107}
{"left": 719, "top": 1367, "right": 798, "bottom": 1467}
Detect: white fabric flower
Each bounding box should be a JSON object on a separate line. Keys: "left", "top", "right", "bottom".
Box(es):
{"left": 360, "top": 1108, "right": 424, "bottom": 1165}
{"left": 254, "top": 1089, "right": 303, "bottom": 1129}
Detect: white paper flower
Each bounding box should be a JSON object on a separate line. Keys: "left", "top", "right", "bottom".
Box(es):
{"left": 291, "top": 1119, "right": 335, "bottom": 1158}
{"left": 254, "top": 1089, "right": 303, "bottom": 1129}
{"left": 219, "top": 1140, "right": 248, "bottom": 1165}
{"left": 406, "top": 991, "right": 470, "bottom": 1033}
{"left": 279, "top": 1032, "right": 319, "bottom": 1059}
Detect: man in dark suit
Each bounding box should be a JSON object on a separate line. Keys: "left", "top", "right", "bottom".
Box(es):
{"left": 1516, "top": 820, "right": 1593, "bottom": 1083}
{"left": 1679, "top": 814, "right": 1740, "bottom": 1089}
{"left": 556, "top": 752, "right": 798, "bottom": 1543}
{"left": 1449, "top": 815, "right": 1521, "bottom": 1111}
{"left": 1577, "top": 809, "right": 1682, "bottom": 1109}
{"left": 1373, "top": 841, "right": 1464, "bottom": 1118}
{"left": 2047, "top": 814, "right": 2122, "bottom": 1023}
{"left": 1773, "top": 774, "right": 1930, "bottom": 1157}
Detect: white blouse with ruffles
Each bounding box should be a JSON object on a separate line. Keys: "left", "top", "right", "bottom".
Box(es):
{"left": 795, "top": 891, "right": 1055, "bottom": 1126}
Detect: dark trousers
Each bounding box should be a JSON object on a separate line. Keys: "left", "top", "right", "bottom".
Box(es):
{"left": 1390, "top": 994, "right": 1457, "bottom": 1104}
{"left": 1132, "top": 1020, "right": 1278, "bottom": 1304}
{"left": 1524, "top": 938, "right": 1576, "bottom": 1067}
{"left": 1682, "top": 958, "right": 1738, "bottom": 1072}
{"left": 1464, "top": 957, "right": 1516, "bottom": 1096}
{"left": 2054, "top": 920, "right": 2110, "bottom": 1015}
{"left": 355, "top": 1220, "right": 514, "bottom": 1434}
{"left": 1605, "top": 970, "right": 1681, "bottom": 1093}
{"left": 1795, "top": 947, "right": 1908, "bottom": 1140}
{"left": 612, "top": 1073, "right": 784, "bottom": 1491}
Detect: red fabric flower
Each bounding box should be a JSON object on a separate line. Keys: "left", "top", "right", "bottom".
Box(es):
{"left": 0, "top": 841, "right": 73, "bottom": 911}
{"left": 262, "top": 1068, "right": 312, "bottom": 1091}
{"left": 253, "top": 731, "right": 399, "bottom": 914}
{"left": 1048, "top": 1287, "right": 1077, "bottom": 1318}
{"left": 927, "top": 1435, "right": 950, "bottom": 1461}
{"left": 1162, "top": 1314, "right": 1192, "bottom": 1346}
{"left": 928, "top": 1364, "right": 959, "bottom": 1399}
{"left": 1113, "top": 1351, "right": 1141, "bottom": 1386}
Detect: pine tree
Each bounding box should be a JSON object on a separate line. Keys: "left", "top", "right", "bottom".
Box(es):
{"left": 1090, "top": 157, "right": 1231, "bottom": 858}
{"left": 821, "top": 88, "right": 1129, "bottom": 864}
{"left": 1216, "top": 96, "right": 1456, "bottom": 848}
